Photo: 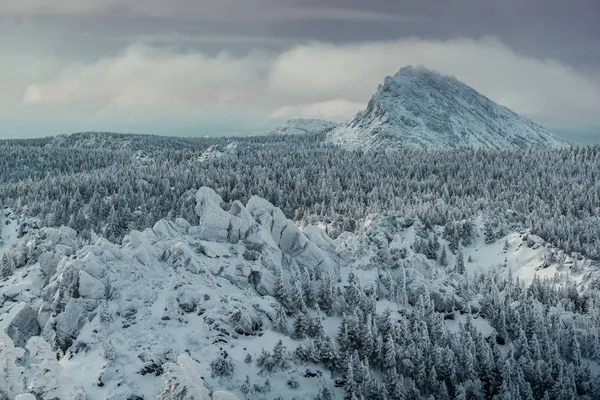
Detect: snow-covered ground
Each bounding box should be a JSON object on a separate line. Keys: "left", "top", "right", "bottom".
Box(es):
{"left": 1, "top": 209, "right": 19, "bottom": 257}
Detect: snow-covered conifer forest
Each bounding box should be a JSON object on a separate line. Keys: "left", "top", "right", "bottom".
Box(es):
{"left": 1, "top": 128, "right": 599, "bottom": 399}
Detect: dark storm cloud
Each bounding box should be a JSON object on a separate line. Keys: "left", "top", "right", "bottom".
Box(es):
{"left": 2, "top": 0, "right": 597, "bottom": 63}
{"left": 263, "top": 0, "right": 600, "bottom": 65}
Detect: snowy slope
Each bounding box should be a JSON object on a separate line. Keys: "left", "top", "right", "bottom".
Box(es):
{"left": 337, "top": 214, "right": 598, "bottom": 291}
{"left": 0, "top": 210, "right": 18, "bottom": 258}
{"left": 329, "top": 66, "right": 570, "bottom": 150}
{"left": 267, "top": 119, "right": 338, "bottom": 136}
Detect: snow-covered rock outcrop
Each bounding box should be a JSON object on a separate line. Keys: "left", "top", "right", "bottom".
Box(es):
{"left": 0, "top": 302, "right": 40, "bottom": 347}
{"left": 197, "top": 142, "right": 239, "bottom": 163}
{"left": 0, "top": 188, "right": 339, "bottom": 399}
{"left": 329, "top": 66, "right": 569, "bottom": 150}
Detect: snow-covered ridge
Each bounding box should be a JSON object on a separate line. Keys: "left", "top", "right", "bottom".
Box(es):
{"left": 267, "top": 119, "right": 338, "bottom": 136}
{"left": 329, "top": 66, "right": 570, "bottom": 150}
{"left": 47, "top": 133, "right": 134, "bottom": 150}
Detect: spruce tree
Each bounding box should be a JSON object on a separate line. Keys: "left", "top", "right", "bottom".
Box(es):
{"left": 293, "top": 312, "right": 309, "bottom": 339}
{"left": 1, "top": 253, "right": 13, "bottom": 279}
{"left": 344, "top": 356, "right": 358, "bottom": 400}
{"left": 274, "top": 266, "right": 286, "bottom": 303}
{"left": 440, "top": 246, "right": 448, "bottom": 267}
{"left": 210, "top": 350, "right": 234, "bottom": 378}
{"left": 455, "top": 249, "right": 465, "bottom": 274}
{"left": 484, "top": 222, "right": 495, "bottom": 244}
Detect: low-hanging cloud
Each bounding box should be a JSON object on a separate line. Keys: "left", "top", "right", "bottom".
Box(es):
{"left": 23, "top": 43, "right": 272, "bottom": 112}
{"left": 271, "top": 99, "right": 365, "bottom": 119}
{"left": 20, "top": 37, "right": 600, "bottom": 123}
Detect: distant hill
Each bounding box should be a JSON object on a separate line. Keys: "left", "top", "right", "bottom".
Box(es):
{"left": 267, "top": 119, "right": 338, "bottom": 136}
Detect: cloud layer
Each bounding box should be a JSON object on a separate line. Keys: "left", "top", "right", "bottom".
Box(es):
{"left": 17, "top": 37, "right": 600, "bottom": 125}
{"left": 0, "top": 0, "right": 414, "bottom": 22}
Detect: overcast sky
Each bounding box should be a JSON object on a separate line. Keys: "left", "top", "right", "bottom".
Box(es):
{"left": 1, "top": 0, "right": 599, "bottom": 141}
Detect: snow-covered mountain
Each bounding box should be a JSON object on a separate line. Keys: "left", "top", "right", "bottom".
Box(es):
{"left": 267, "top": 119, "right": 338, "bottom": 136}
{"left": 329, "top": 66, "right": 570, "bottom": 149}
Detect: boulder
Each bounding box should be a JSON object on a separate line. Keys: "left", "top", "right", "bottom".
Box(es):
{"left": 176, "top": 288, "right": 201, "bottom": 313}
{"left": 54, "top": 244, "right": 74, "bottom": 257}
{"left": 193, "top": 188, "right": 232, "bottom": 242}
{"left": 270, "top": 208, "right": 288, "bottom": 245}
{"left": 213, "top": 392, "right": 238, "bottom": 400}
{"left": 279, "top": 221, "right": 306, "bottom": 254}
{"left": 294, "top": 244, "right": 335, "bottom": 279}
{"left": 227, "top": 201, "right": 254, "bottom": 242}
{"left": 164, "top": 242, "right": 206, "bottom": 274}
{"left": 175, "top": 217, "right": 191, "bottom": 232}
{"left": 38, "top": 251, "right": 62, "bottom": 277}
{"left": 194, "top": 187, "right": 257, "bottom": 244}
{"left": 243, "top": 225, "right": 281, "bottom": 270}
{"left": 53, "top": 298, "right": 90, "bottom": 351}
{"left": 304, "top": 226, "right": 337, "bottom": 253}
{"left": 81, "top": 253, "right": 107, "bottom": 280}
{"left": 253, "top": 268, "right": 276, "bottom": 296}
{"left": 58, "top": 226, "right": 78, "bottom": 248}
{"left": 78, "top": 271, "right": 105, "bottom": 300}
{"left": 199, "top": 241, "right": 230, "bottom": 258}
{"left": 15, "top": 395, "right": 37, "bottom": 400}
{"left": 43, "top": 226, "right": 76, "bottom": 248}
{"left": 246, "top": 195, "right": 275, "bottom": 215}
{"left": 0, "top": 302, "right": 40, "bottom": 348}
{"left": 153, "top": 220, "right": 181, "bottom": 240}
{"left": 252, "top": 208, "right": 274, "bottom": 230}
{"left": 241, "top": 266, "right": 252, "bottom": 277}
{"left": 123, "top": 230, "right": 146, "bottom": 248}
{"left": 1, "top": 284, "right": 22, "bottom": 304}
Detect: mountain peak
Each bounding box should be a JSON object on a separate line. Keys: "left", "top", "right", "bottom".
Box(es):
{"left": 330, "top": 66, "right": 569, "bottom": 149}
{"left": 393, "top": 65, "right": 452, "bottom": 80}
